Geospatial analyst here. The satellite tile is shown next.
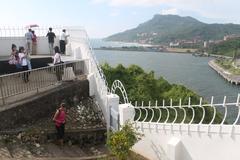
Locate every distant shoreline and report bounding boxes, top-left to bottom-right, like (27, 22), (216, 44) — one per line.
(93, 47), (194, 54)
(209, 60), (240, 85)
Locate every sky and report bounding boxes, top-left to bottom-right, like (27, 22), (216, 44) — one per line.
(0, 0), (240, 38)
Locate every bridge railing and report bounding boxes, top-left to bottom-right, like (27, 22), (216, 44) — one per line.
(0, 60), (88, 105)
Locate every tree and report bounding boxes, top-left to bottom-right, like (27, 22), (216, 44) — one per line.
(101, 63), (223, 124)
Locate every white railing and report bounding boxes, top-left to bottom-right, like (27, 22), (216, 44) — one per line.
(111, 80), (129, 104)
(0, 25), (81, 37)
(0, 26), (80, 56)
(67, 27), (110, 122)
(131, 95), (240, 132)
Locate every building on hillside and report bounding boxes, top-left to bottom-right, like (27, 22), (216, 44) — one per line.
(204, 41), (208, 48)
(224, 34), (240, 41)
(169, 42), (179, 47)
(235, 59), (240, 67)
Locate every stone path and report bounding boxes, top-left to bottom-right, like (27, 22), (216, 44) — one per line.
(0, 144), (108, 160)
(0, 98), (107, 159)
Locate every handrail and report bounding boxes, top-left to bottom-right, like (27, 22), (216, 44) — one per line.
(0, 60), (87, 105)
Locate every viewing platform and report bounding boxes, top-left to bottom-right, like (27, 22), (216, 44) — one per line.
(209, 59), (240, 85)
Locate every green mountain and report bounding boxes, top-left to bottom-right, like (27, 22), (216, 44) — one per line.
(105, 14), (240, 44)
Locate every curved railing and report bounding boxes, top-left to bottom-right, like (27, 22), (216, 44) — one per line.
(111, 80), (129, 104)
(132, 95), (240, 126)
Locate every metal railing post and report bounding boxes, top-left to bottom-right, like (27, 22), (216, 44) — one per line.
(0, 77), (5, 105)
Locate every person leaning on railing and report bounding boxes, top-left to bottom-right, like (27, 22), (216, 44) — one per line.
(25, 29), (33, 55)
(46, 27), (56, 55)
(31, 30), (37, 55)
(59, 29), (69, 55)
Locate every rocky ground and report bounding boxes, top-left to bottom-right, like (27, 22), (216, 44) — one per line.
(0, 98), (108, 159)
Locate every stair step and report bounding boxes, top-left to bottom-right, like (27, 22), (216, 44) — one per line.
(0, 146), (11, 158)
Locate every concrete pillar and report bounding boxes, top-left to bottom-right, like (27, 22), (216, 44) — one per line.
(119, 103), (135, 126)
(87, 73), (95, 97)
(74, 46), (82, 59)
(107, 94), (120, 131)
(66, 43), (72, 56)
(167, 137), (182, 160)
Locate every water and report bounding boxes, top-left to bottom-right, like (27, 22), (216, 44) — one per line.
(94, 50), (239, 102)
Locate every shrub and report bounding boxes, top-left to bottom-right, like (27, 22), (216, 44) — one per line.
(107, 121), (142, 160)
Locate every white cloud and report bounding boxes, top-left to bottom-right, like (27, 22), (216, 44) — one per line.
(90, 0), (240, 24)
(110, 10), (120, 17)
(132, 11), (137, 15)
(91, 0), (169, 7)
(161, 8), (178, 15)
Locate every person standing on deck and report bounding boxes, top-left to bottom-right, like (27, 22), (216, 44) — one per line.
(31, 30), (37, 55)
(59, 29), (69, 55)
(46, 27), (56, 55)
(25, 29), (33, 55)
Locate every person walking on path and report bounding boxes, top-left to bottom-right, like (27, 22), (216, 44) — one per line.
(25, 29), (33, 55)
(53, 103), (66, 147)
(59, 29), (69, 54)
(31, 30), (37, 55)
(46, 27), (56, 55)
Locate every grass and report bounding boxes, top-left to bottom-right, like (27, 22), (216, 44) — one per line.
(216, 59), (240, 75)
(98, 150), (149, 160)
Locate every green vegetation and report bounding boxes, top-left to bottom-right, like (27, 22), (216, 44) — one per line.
(215, 59), (240, 75)
(106, 15), (240, 44)
(107, 122), (142, 160)
(208, 38), (240, 57)
(102, 63), (223, 124)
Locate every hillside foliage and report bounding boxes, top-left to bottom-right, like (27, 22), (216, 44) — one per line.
(106, 15), (240, 44)
(102, 63), (223, 124)
(207, 38), (240, 57)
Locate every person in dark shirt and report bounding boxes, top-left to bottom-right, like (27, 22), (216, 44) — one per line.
(46, 27), (56, 55)
(31, 30), (37, 55)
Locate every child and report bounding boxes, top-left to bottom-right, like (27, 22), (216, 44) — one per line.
(18, 47), (29, 82)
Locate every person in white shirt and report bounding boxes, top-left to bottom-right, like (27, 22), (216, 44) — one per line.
(53, 46), (63, 81)
(25, 29), (33, 55)
(59, 29), (69, 55)
(18, 47), (29, 82)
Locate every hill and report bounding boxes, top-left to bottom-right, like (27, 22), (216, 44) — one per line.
(106, 15), (240, 44)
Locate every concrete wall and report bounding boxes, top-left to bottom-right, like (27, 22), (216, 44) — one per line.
(118, 105), (240, 160)
(0, 80), (89, 130)
(0, 36), (60, 56)
(132, 123), (240, 160)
